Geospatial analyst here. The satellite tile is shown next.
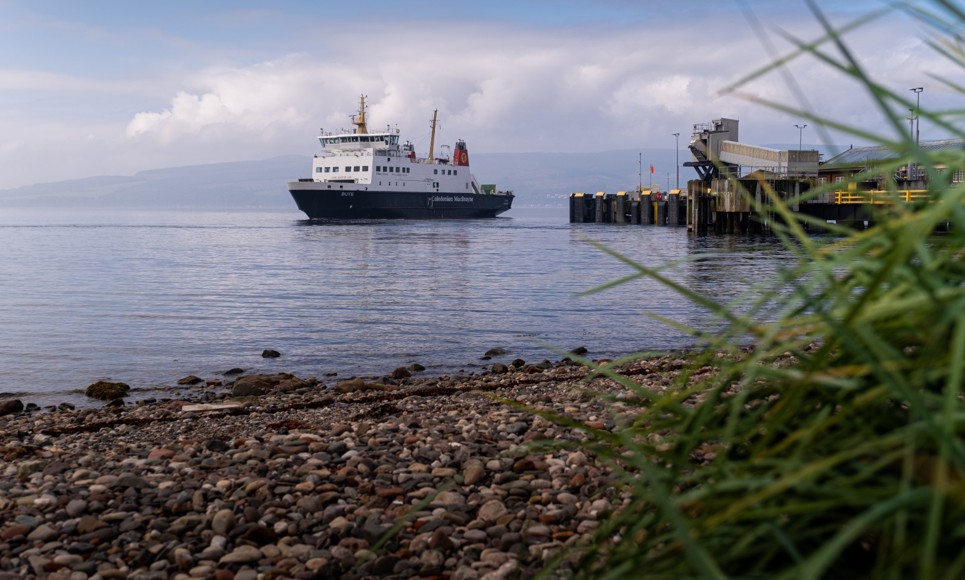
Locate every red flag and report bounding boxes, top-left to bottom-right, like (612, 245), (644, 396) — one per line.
(650, 164), (654, 174)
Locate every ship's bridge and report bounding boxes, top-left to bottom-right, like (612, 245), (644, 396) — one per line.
(319, 132), (400, 154)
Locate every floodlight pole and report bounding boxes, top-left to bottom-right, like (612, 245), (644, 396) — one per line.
(638, 152), (642, 193)
(672, 132), (680, 190)
(794, 124), (806, 151)
(910, 87), (923, 145)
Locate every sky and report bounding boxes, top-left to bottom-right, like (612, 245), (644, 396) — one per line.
(0, 0), (959, 189)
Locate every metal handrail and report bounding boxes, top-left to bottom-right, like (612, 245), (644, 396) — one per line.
(833, 190), (930, 204)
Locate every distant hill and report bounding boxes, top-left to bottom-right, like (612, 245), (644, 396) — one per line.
(0, 149), (684, 210)
(0, 156), (307, 210)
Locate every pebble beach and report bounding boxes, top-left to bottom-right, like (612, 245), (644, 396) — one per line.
(0, 355), (683, 579)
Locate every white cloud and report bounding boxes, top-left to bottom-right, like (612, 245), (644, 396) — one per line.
(126, 57), (310, 141)
(0, 4), (958, 190)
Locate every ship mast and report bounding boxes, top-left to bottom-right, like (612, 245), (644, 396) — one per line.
(427, 109), (438, 163)
(352, 94), (368, 134)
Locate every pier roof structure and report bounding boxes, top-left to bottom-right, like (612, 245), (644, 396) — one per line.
(822, 138), (965, 168)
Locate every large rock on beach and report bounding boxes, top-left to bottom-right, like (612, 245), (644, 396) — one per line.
(335, 377), (390, 393)
(231, 373), (315, 396)
(84, 380), (130, 400)
(0, 398), (24, 416)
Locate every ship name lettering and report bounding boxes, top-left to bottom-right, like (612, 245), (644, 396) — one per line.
(431, 196), (473, 203)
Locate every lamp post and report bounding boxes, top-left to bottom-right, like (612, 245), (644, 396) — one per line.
(904, 109), (917, 180)
(672, 132), (680, 190)
(638, 152), (642, 193)
(794, 124), (806, 151)
(910, 87), (923, 145)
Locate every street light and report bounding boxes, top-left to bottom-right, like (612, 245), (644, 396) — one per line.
(910, 87), (923, 145)
(672, 132), (680, 190)
(794, 124), (807, 151)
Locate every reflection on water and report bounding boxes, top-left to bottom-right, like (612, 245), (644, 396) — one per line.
(0, 207), (793, 407)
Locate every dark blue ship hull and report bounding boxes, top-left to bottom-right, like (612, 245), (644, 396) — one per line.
(288, 182), (514, 220)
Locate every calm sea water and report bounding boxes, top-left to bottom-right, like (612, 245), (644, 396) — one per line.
(0, 205), (791, 408)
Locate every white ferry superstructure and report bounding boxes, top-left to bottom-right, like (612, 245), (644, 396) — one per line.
(288, 94), (514, 220)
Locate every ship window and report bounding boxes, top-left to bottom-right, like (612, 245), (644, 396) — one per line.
(345, 166), (351, 172)
(362, 165), (368, 171)
(315, 167), (322, 173)
(434, 169), (438, 175)
(354, 166), (360, 172)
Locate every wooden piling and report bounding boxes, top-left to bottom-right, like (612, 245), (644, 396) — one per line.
(640, 194), (653, 224)
(614, 192), (627, 224)
(656, 200), (667, 226)
(594, 192), (605, 223)
(668, 192), (680, 226)
(570, 193), (585, 223)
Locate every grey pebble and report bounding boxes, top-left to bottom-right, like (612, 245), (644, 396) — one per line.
(0, 357), (658, 578)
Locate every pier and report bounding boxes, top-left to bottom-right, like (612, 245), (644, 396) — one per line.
(569, 190), (686, 226)
(568, 118), (961, 233)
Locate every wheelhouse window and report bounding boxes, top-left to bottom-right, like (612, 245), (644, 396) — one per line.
(362, 166), (369, 171)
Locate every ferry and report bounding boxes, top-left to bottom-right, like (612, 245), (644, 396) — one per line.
(288, 95), (514, 220)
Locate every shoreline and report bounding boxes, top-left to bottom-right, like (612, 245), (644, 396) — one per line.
(0, 355), (684, 579)
(1, 349), (607, 413)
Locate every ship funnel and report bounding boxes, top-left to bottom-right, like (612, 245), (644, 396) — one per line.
(454, 139), (470, 166)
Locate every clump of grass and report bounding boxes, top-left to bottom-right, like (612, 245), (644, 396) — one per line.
(544, 2), (965, 578)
